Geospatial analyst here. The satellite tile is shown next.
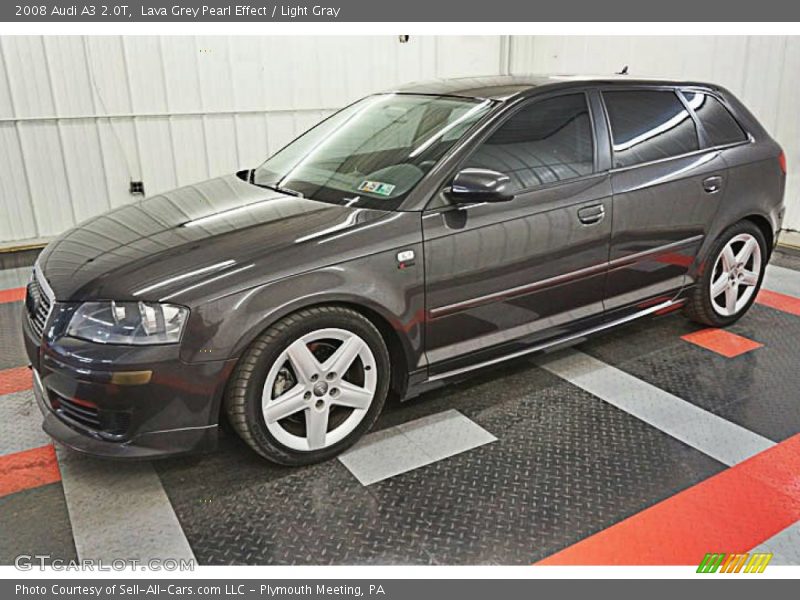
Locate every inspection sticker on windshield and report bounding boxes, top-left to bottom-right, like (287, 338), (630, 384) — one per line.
(358, 180), (396, 196)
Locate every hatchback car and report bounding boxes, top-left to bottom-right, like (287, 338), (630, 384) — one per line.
(24, 75), (786, 465)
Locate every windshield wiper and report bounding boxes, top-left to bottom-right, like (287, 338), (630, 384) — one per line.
(262, 183), (303, 197)
(246, 170), (303, 198)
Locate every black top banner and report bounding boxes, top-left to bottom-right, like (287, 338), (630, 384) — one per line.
(4, 0), (800, 22)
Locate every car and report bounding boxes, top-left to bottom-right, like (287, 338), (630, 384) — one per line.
(23, 75), (786, 465)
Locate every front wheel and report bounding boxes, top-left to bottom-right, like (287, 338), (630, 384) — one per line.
(224, 306), (390, 465)
(684, 220), (767, 327)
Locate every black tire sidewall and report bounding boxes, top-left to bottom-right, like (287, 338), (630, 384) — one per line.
(238, 308), (390, 465)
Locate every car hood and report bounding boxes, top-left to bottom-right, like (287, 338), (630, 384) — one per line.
(37, 174), (394, 303)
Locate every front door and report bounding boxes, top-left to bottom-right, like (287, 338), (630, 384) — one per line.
(423, 92), (612, 376)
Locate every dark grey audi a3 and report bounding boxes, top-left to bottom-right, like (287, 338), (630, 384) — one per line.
(23, 75), (786, 464)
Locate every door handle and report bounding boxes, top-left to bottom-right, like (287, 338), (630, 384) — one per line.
(703, 176), (723, 194)
(577, 204), (605, 225)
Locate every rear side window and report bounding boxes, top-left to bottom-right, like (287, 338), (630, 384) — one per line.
(603, 90), (699, 168)
(464, 93), (594, 192)
(682, 91), (748, 147)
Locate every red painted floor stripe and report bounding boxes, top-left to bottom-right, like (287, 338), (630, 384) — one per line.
(0, 366), (33, 396)
(0, 287), (26, 304)
(681, 328), (763, 358)
(757, 289), (800, 317)
(0, 444), (61, 498)
(537, 434), (800, 565)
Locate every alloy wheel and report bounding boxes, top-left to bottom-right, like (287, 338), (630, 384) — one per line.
(261, 328), (377, 451)
(709, 233), (762, 317)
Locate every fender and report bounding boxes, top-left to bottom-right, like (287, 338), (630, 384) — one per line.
(687, 206), (783, 287)
(180, 244), (426, 375)
(686, 144), (785, 287)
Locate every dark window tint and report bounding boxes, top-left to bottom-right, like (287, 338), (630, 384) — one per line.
(604, 90), (699, 168)
(464, 94), (594, 192)
(683, 91), (747, 147)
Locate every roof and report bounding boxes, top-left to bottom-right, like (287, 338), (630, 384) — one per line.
(392, 74), (718, 101)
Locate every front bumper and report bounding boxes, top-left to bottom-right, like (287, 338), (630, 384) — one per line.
(24, 311), (236, 460)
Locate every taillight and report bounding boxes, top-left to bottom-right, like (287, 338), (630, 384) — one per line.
(778, 151), (787, 174)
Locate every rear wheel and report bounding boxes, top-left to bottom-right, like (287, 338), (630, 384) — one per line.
(684, 220), (767, 327)
(224, 306), (390, 465)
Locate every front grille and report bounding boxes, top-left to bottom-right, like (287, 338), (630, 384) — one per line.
(26, 270), (54, 339)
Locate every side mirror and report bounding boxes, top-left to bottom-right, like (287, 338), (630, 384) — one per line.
(449, 168), (515, 203)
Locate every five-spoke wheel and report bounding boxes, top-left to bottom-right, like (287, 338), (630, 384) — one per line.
(709, 232), (762, 317)
(224, 306), (390, 465)
(685, 220), (767, 327)
(263, 328), (377, 451)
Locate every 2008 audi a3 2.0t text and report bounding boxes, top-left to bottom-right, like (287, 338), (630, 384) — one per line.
(23, 75), (786, 465)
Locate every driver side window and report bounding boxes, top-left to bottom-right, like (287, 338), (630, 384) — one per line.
(464, 93), (595, 193)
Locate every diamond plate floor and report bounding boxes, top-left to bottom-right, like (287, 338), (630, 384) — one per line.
(0, 482), (76, 565)
(579, 303), (800, 442)
(0, 303), (27, 371)
(0, 389), (52, 456)
(156, 368), (725, 565)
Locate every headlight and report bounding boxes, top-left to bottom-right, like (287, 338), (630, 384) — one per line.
(66, 301), (189, 345)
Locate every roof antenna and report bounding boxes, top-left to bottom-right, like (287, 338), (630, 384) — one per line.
(616, 65), (629, 75)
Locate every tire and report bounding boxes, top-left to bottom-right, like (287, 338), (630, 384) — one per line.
(224, 306), (390, 465)
(684, 220), (767, 327)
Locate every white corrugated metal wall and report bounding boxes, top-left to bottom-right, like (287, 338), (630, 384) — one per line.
(508, 36), (800, 233)
(1, 35), (798, 246)
(0, 35), (503, 245)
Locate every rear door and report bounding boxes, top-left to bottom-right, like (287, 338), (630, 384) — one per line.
(602, 88), (727, 312)
(423, 92), (612, 375)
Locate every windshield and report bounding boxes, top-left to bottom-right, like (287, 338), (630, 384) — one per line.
(252, 94), (494, 209)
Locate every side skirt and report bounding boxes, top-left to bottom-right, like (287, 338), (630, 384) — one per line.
(403, 296), (685, 398)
